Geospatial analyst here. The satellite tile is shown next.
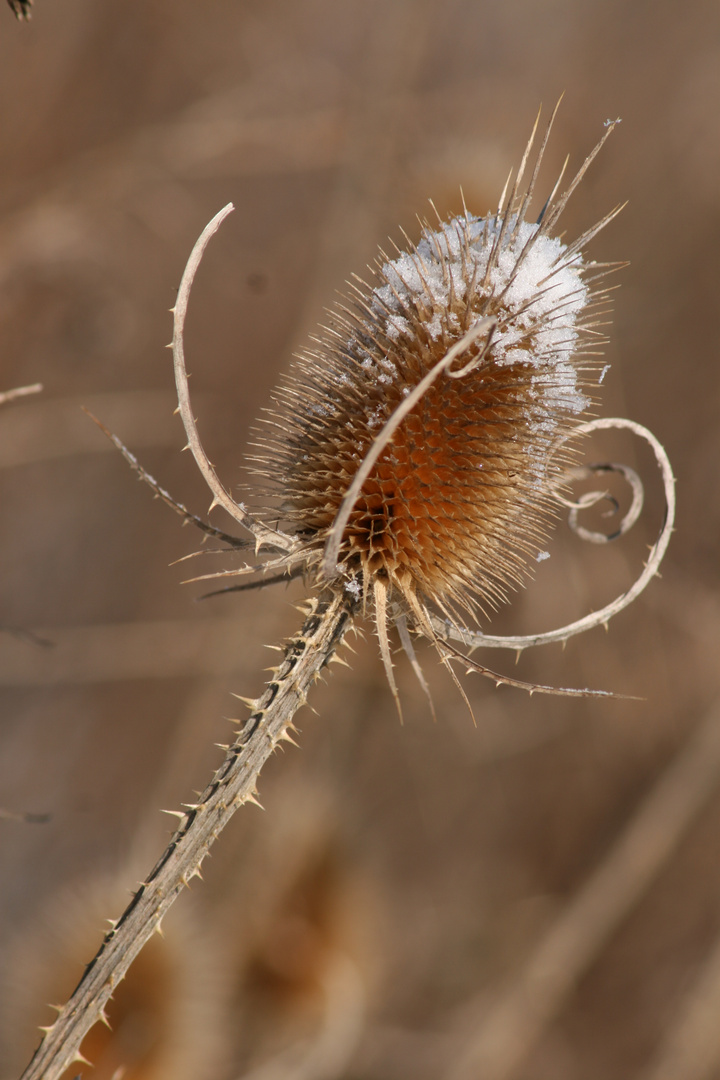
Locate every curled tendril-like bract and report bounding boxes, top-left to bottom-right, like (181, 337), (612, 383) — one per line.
(430, 416), (675, 655)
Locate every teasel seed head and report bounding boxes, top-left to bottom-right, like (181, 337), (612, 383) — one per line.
(117, 109), (670, 713)
(250, 114), (624, 646)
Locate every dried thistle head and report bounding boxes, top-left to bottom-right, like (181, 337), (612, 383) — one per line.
(112, 107), (673, 712)
(245, 113), (627, 698)
(253, 213), (603, 612)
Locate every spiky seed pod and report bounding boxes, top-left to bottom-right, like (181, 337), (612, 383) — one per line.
(250, 119), (621, 642)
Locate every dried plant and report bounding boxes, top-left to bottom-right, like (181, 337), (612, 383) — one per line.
(18, 110), (675, 1080)
(6, 0), (32, 21)
(0, 383), (42, 406)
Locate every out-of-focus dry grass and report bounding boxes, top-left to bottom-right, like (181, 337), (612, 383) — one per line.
(0, 2), (718, 1078)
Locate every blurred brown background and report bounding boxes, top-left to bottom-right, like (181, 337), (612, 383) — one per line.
(0, 2), (718, 1078)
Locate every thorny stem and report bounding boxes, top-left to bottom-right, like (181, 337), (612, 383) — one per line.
(18, 589), (356, 1080)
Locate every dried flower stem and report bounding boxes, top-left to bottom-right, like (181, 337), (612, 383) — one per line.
(18, 588), (355, 1080)
(0, 382), (42, 406)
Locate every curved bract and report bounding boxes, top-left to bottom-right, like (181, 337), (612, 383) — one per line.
(430, 417), (675, 654)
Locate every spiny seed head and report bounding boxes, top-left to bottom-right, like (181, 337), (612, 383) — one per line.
(250, 120), (621, 632)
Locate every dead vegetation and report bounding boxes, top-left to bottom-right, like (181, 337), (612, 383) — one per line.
(0, 3), (717, 1079)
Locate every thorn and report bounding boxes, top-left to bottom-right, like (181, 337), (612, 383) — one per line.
(230, 694), (257, 709)
(99, 1008), (112, 1029)
(244, 791), (265, 810)
(38, 1024), (56, 1037)
(159, 808), (186, 821)
(181, 802), (201, 811)
(214, 742), (230, 751)
(155, 915), (165, 937)
(279, 730), (299, 747)
(72, 1051), (93, 1067)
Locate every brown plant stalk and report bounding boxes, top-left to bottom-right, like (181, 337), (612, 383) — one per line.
(19, 587), (356, 1080)
(19, 114), (674, 1079)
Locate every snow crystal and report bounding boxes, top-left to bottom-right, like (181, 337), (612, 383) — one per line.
(385, 314), (411, 341)
(366, 406), (385, 429)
